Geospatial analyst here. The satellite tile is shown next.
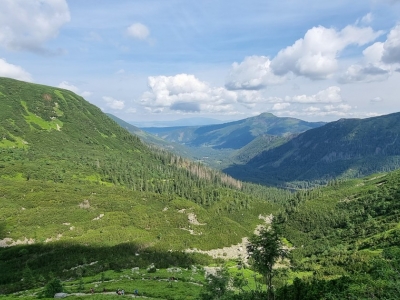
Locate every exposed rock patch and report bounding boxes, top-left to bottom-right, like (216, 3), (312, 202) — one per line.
(185, 214), (274, 260)
(79, 199), (90, 209)
(0, 237), (35, 248)
(187, 213), (206, 225)
(93, 214), (104, 221)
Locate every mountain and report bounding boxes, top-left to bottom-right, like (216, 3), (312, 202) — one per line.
(142, 113), (325, 150)
(1, 78), (399, 299)
(106, 113), (193, 157)
(225, 113), (400, 187)
(0, 77), (287, 293)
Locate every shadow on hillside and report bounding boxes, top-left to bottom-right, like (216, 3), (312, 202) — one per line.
(0, 241), (211, 294)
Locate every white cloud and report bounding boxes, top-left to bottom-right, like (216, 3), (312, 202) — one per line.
(0, 58), (32, 82)
(356, 13), (373, 25)
(127, 23), (150, 40)
(58, 81), (79, 93)
(272, 103), (291, 111)
(271, 25), (383, 79)
(339, 64), (389, 83)
(291, 86), (342, 103)
(139, 74), (240, 113)
(303, 106), (321, 112)
(324, 104), (352, 112)
(236, 90), (264, 108)
(225, 56), (285, 90)
(103, 96), (125, 110)
(275, 103), (355, 118)
(339, 24), (400, 83)
(0, 0), (70, 52)
(58, 81), (92, 98)
(382, 24), (400, 64)
(363, 42), (384, 63)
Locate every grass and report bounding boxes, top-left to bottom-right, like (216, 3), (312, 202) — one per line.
(21, 101), (63, 131)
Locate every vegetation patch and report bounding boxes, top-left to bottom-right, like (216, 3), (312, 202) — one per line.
(21, 101), (63, 131)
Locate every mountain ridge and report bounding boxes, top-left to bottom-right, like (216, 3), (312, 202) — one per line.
(142, 113), (325, 150)
(225, 112), (400, 187)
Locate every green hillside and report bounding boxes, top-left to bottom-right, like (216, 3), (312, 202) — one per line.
(271, 169), (400, 299)
(225, 113), (400, 188)
(0, 77), (288, 295)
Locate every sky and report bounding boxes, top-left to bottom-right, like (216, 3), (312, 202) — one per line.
(1, 0), (400, 124)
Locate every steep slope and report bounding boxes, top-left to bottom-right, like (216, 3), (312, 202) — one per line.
(142, 113), (325, 150)
(273, 169), (400, 299)
(225, 113), (400, 187)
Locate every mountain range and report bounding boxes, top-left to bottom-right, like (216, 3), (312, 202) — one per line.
(142, 112), (325, 150)
(139, 111), (400, 188)
(225, 113), (400, 187)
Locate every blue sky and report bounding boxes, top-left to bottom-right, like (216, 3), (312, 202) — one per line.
(1, 0), (400, 124)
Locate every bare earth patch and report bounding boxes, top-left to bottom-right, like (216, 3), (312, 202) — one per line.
(185, 214), (274, 260)
(0, 237), (35, 248)
(93, 214), (104, 221)
(79, 199), (90, 209)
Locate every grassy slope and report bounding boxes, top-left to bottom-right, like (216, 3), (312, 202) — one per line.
(0, 77), (283, 294)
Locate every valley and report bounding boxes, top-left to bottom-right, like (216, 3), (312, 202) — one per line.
(0, 77), (399, 299)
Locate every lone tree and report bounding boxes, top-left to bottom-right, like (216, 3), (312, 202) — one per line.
(247, 226), (288, 300)
(199, 267), (234, 300)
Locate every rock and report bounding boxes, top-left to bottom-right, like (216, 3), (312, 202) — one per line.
(54, 292), (68, 298)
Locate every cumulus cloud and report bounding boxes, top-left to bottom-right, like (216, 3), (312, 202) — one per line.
(236, 90), (264, 108)
(0, 0), (70, 52)
(225, 56), (285, 90)
(339, 64), (389, 83)
(103, 96), (125, 110)
(260, 87), (342, 107)
(275, 103), (354, 118)
(291, 86), (342, 103)
(382, 24), (400, 64)
(139, 74), (239, 113)
(127, 23), (150, 40)
(271, 25), (383, 79)
(272, 103), (291, 111)
(340, 24), (400, 83)
(324, 104), (352, 112)
(302, 106), (321, 112)
(0, 58), (32, 81)
(58, 81), (92, 97)
(356, 13), (373, 25)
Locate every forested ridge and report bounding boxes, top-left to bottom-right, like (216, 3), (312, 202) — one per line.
(225, 113), (400, 188)
(271, 170), (400, 299)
